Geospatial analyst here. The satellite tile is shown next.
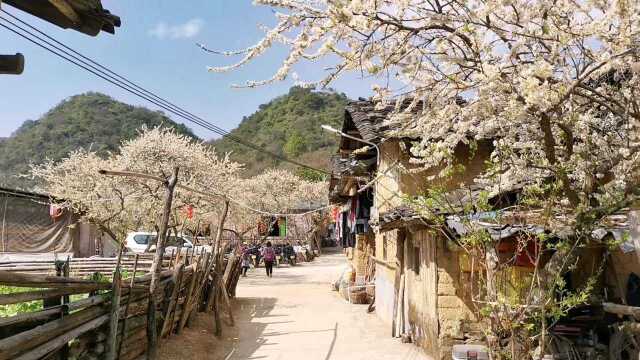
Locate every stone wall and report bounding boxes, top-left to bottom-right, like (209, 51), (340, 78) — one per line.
(435, 235), (478, 360)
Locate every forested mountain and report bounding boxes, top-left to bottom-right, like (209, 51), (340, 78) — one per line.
(0, 87), (349, 190)
(0, 93), (196, 190)
(211, 86), (349, 178)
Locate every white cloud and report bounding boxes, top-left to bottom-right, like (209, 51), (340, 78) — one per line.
(148, 18), (204, 40)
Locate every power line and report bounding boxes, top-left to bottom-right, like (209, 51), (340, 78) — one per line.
(0, 10), (329, 175)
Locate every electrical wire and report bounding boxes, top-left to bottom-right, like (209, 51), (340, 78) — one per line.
(0, 10), (329, 175)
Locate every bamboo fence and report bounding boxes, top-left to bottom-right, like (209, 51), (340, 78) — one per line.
(0, 248), (243, 360)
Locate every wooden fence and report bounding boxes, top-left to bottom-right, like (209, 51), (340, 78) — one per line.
(0, 249), (243, 360)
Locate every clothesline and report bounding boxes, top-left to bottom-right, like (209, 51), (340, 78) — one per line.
(43, 190), (330, 218)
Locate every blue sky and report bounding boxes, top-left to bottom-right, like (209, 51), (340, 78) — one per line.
(0, 1), (374, 139)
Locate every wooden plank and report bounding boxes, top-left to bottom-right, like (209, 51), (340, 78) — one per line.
(65, 294), (106, 312)
(176, 259), (199, 333)
(0, 308), (60, 327)
(0, 288), (98, 305)
(219, 276), (234, 326)
(118, 254), (140, 358)
(391, 232), (405, 338)
(105, 268), (122, 360)
(48, 0), (81, 23)
(13, 314), (109, 360)
(603, 302), (640, 319)
(395, 274), (405, 338)
(160, 263), (184, 337)
(0, 306), (107, 360)
(0, 271), (111, 289)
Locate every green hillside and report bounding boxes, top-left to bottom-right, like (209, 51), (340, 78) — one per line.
(0, 92), (197, 190)
(211, 86), (349, 178)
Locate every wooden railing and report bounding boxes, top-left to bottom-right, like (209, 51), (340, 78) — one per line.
(0, 250), (243, 360)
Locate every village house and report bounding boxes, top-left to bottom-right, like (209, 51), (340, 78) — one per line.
(328, 101), (379, 292)
(329, 99), (640, 359)
(0, 187), (119, 259)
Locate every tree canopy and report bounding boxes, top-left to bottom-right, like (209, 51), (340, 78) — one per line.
(32, 128), (328, 242)
(204, 1), (640, 356)
(210, 86), (349, 177)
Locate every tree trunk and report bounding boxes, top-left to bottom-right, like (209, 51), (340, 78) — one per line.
(146, 167), (179, 360)
(485, 246), (499, 302)
(213, 200), (229, 337)
(213, 200), (230, 259)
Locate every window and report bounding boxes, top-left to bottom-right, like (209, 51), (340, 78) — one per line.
(166, 236), (191, 247)
(413, 246), (421, 275)
(133, 234), (155, 245)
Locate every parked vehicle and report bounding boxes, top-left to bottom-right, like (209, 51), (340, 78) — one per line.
(124, 232), (210, 254)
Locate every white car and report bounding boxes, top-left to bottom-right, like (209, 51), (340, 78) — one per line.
(124, 232), (210, 254)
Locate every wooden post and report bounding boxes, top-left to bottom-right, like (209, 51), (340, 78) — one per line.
(174, 245), (182, 268)
(118, 254), (139, 358)
(213, 271), (222, 337)
(218, 276), (235, 326)
(168, 249), (175, 269)
(147, 167), (179, 360)
(106, 248), (124, 360)
(176, 259), (199, 333)
(160, 263), (184, 338)
(213, 200), (230, 337)
(391, 232), (404, 338)
(106, 268), (122, 360)
(214, 201), (230, 259)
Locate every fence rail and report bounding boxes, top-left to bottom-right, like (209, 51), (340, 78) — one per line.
(0, 248), (243, 360)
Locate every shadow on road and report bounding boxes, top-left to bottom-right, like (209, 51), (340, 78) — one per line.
(159, 297), (278, 360)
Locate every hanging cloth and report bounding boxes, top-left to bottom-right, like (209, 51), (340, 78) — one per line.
(341, 212), (349, 248)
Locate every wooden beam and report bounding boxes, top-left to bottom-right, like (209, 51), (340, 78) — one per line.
(0, 271), (111, 289)
(48, 0), (80, 24)
(0, 306), (107, 360)
(0, 53), (24, 75)
(13, 314), (109, 360)
(603, 302), (640, 320)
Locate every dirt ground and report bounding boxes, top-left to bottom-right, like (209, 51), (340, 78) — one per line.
(159, 248), (430, 360)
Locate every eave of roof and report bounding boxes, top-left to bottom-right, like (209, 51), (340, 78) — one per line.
(5, 0), (121, 36)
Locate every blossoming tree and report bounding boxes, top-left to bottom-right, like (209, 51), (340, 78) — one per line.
(227, 168), (328, 242)
(32, 127), (243, 243)
(203, 1), (640, 357)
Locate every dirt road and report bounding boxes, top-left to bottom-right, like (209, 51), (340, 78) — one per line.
(159, 249), (429, 360)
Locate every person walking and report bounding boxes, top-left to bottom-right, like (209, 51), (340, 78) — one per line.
(241, 251), (251, 277)
(261, 241), (275, 278)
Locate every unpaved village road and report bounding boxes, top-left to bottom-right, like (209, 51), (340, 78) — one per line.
(159, 249), (429, 360)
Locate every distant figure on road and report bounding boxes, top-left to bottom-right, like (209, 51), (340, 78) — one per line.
(241, 243), (251, 277)
(262, 241), (276, 278)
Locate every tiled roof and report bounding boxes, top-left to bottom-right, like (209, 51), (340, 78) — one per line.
(343, 99), (418, 143)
